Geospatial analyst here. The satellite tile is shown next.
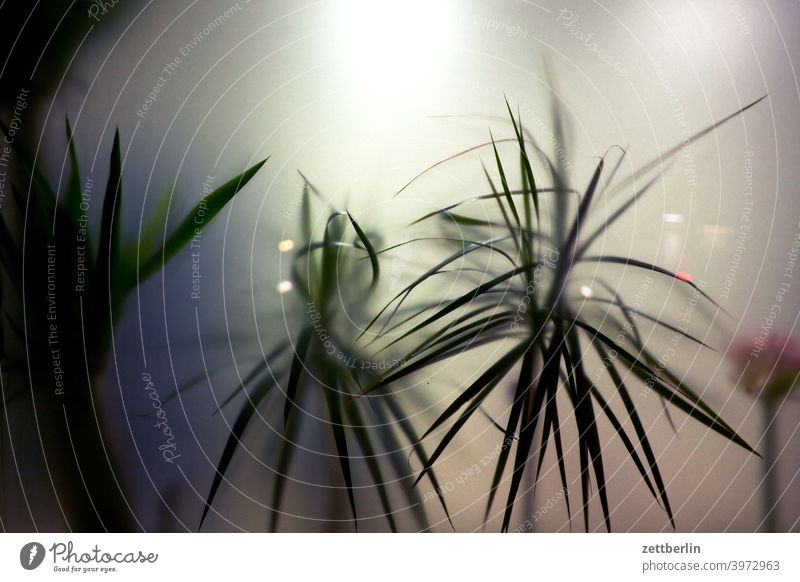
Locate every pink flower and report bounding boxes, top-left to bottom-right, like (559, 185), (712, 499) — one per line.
(728, 332), (800, 400)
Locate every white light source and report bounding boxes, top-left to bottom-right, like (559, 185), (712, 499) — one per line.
(338, 0), (451, 95)
(663, 213), (683, 224)
(278, 239), (295, 253)
(580, 285), (594, 299)
(277, 280), (293, 294)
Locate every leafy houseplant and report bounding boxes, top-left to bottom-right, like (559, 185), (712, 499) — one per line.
(203, 95), (765, 533)
(0, 119), (265, 531)
(201, 176), (451, 532)
(358, 96), (766, 531)
(0, 94), (765, 533)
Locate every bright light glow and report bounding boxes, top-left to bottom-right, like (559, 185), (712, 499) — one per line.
(277, 280), (293, 294)
(663, 213), (683, 224)
(278, 239), (295, 253)
(339, 0), (451, 95)
(580, 285), (594, 299)
(676, 271), (693, 282)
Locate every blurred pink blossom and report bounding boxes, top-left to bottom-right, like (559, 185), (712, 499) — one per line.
(729, 332), (800, 400)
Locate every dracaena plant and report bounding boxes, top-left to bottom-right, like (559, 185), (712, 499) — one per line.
(359, 96), (766, 532)
(0, 119), (265, 531)
(200, 175), (451, 532)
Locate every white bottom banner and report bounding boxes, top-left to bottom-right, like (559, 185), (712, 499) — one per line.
(0, 534), (797, 581)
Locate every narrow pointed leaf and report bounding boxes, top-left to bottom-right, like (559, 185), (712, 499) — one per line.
(138, 158), (267, 285)
(284, 327), (311, 428)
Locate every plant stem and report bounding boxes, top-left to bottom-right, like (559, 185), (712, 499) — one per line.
(763, 400), (780, 533)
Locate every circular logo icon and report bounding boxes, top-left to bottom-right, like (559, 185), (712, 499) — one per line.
(20, 542), (46, 570)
